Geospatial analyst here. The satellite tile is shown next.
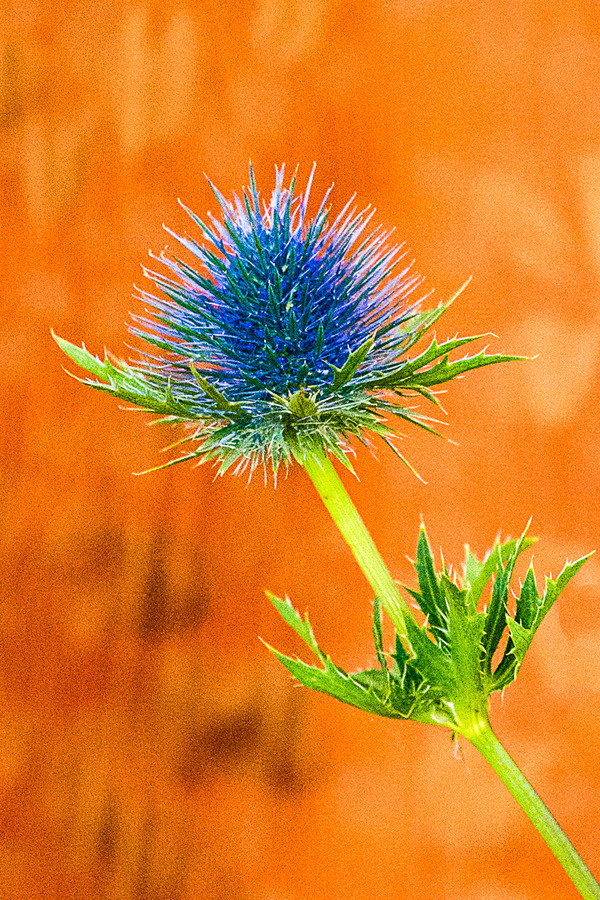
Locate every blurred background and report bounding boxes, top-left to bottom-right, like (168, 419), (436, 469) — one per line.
(2, 0), (600, 897)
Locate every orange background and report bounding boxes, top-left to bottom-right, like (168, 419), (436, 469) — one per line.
(2, 1), (600, 898)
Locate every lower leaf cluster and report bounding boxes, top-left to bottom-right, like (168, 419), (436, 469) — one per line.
(266, 526), (591, 734)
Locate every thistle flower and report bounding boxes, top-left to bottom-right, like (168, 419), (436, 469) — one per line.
(51, 169), (600, 899)
(54, 165), (517, 476)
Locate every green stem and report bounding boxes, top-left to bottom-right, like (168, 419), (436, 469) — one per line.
(467, 720), (600, 900)
(301, 446), (413, 646)
(301, 447), (599, 898)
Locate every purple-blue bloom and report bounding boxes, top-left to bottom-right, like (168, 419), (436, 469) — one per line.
(54, 165), (517, 475)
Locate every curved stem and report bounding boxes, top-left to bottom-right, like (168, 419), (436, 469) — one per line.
(301, 447), (413, 646)
(467, 721), (600, 900)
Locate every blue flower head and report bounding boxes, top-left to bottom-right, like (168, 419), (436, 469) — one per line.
(54, 165), (517, 476)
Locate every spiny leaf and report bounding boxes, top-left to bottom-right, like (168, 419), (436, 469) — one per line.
(372, 334), (484, 388)
(53, 332), (197, 418)
(515, 566), (539, 629)
(480, 527), (533, 673)
(375, 280), (471, 361)
(538, 554), (593, 624)
(441, 574), (487, 699)
(480, 553), (511, 675)
(52, 332), (113, 381)
(266, 592), (458, 726)
(265, 592), (324, 659)
(405, 348), (524, 390)
(265, 645), (405, 718)
(465, 534), (537, 607)
(402, 614), (457, 696)
(413, 526), (449, 648)
(264, 596), (408, 719)
(490, 552), (593, 692)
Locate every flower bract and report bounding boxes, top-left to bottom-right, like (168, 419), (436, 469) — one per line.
(54, 165), (518, 475)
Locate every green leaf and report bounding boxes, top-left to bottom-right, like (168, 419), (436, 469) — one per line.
(265, 592), (324, 660)
(266, 646), (402, 717)
(265, 594), (411, 719)
(403, 614), (457, 696)
(465, 533), (536, 608)
(538, 555), (592, 625)
(480, 528), (533, 675)
(266, 592), (458, 726)
(371, 280), (472, 364)
(53, 332), (197, 418)
(413, 526), (450, 649)
(52, 332), (113, 380)
(442, 574), (487, 701)
(405, 348), (524, 390)
(490, 553), (593, 692)
(480, 567), (510, 676)
(515, 566), (539, 629)
(372, 334), (484, 388)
